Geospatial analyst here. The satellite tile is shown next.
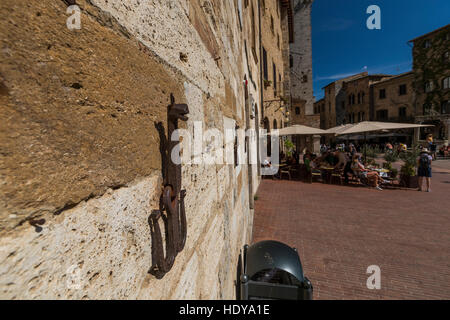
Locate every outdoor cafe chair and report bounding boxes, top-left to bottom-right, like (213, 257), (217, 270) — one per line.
(310, 170), (322, 184)
(280, 166), (292, 180)
(330, 169), (344, 186)
(289, 165), (300, 180)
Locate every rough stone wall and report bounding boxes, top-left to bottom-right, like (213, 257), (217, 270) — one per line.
(372, 73), (415, 122)
(240, 0), (262, 203)
(290, 0), (314, 116)
(0, 0), (256, 299)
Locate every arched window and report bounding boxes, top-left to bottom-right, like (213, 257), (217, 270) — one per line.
(441, 100), (450, 114)
(273, 119), (278, 130)
(443, 51), (449, 62)
(443, 77), (450, 90)
(425, 80), (434, 93)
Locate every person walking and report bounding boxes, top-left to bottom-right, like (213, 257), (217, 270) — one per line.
(417, 148), (433, 192)
(334, 150), (352, 184)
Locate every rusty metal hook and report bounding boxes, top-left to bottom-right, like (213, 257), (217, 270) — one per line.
(149, 95), (189, 279)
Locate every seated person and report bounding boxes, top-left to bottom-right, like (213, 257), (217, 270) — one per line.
(385, 142), (393, 153)
(286, 156), (296, 165)
(350, 155), (384, 191)
(334, 150), (349, 170)
(304, 154), (318, 171)
(321, 151), (336, 167)
(263, 158), (272, 168)
(293, 151), (300, 164)
(439, 144), (449, 157)
(398, 143), (407, 152)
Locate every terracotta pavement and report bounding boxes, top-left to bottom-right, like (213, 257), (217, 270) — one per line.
(252, 160), (450, 300)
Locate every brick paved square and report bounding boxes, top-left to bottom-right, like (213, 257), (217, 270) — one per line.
(252, 160), (450, 300)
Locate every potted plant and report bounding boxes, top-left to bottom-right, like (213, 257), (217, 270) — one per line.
(362, 145), (376, 159)
(284, 139), (294, 158)
(383, 151), (399, 179)
(399, 148), (420, 188)
(400, 164), (418, 188)
(264, 79), (272, 89)
(384, 151), (399, 165)
(382, 162), (393, 170)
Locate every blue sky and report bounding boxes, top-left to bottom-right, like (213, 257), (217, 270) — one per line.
(312, 0), (450, 100)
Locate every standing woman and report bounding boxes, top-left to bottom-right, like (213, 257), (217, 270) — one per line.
(417, 148), (433, 192)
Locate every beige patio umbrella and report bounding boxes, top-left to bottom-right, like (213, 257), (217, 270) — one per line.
(335, 121), (433, 136)
(324, 124), (355, 135)
(269, 125), (326, 136)
(335, 121), (434, 161)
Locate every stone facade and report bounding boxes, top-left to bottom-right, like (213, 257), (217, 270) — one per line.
(314, 98), (325, 129)
(371, 72), (415, 123)
(0, 0), (271, 299)
(313, 98), (323, 116)
(322, 83), (336, 130)
(344, 74), (390, 125)
(290, 0), (314, 121)
(261, 0), (293, 133)
(320, 72), (368, 130)
(410, 24), (450, 145)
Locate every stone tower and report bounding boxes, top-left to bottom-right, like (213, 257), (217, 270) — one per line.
(290, 0), (315, 119)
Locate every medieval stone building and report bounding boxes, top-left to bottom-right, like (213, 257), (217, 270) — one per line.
(320, 72), (369, 130)
(320, 72), (415, 130)
(315, 23), (450, 148)
(284, 0), (318, 152)
(410, 24), (450, 145)
(371, 71), (415, 123)
(260, 0), (294, 136)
